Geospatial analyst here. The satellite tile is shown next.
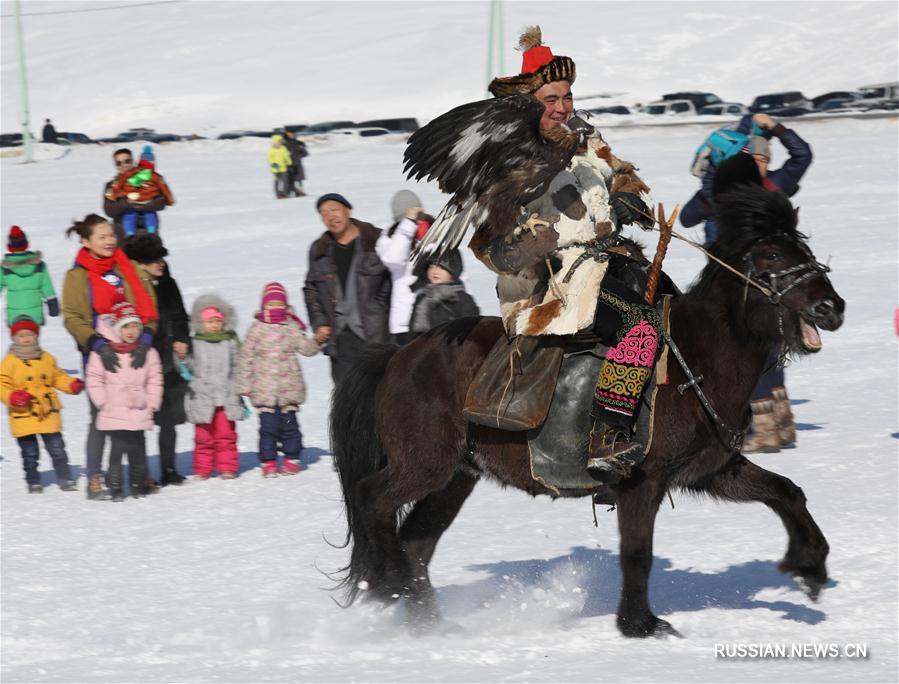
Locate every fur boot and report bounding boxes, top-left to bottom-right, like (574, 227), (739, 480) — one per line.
(771, 386), (796, 446)
(742, 399), (780, 454)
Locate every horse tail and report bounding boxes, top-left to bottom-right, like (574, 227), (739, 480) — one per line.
(330, 343), (397, 604)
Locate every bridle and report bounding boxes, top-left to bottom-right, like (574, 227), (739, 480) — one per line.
(741, 239), (832, 368)
(651, 231), (832, 452)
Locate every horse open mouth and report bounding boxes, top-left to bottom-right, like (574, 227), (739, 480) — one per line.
(799, 316), (823, 353)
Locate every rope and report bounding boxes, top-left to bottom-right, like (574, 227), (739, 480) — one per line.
(496, 339), (523, 427)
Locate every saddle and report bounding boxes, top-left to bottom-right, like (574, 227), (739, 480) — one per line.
(463, 296), (672, 494)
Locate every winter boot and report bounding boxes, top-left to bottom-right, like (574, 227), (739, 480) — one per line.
(219, 471), (237, 480)
(262, 461), (278, 478)
(280, 459), (301, 476)
(161, 468), (186, 486)
(771, 386), (796, 447)
(86, 474), (111, 501)
(28, 484), (44, 494)
(106, 471), (125, 502)
(586, 421), (644, 484)
(58, 479), (78, 492)
(742, 399), (781, 454)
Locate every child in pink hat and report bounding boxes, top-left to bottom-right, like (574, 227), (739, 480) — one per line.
(183, 293), (245, 480)
(85, 300), (163, 500)
(239, 282), (319, 477)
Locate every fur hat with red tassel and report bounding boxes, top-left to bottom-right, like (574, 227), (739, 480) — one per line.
(487, 26), (577, 98)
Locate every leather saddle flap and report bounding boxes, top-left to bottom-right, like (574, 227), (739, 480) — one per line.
(463, 335), (564, 431)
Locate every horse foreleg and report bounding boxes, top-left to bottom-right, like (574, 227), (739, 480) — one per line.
(689, 453), (829, 600)
(397, 469), (479, 629)
(615, 478), (680, 638)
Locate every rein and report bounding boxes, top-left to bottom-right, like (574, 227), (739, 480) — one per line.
(638, 220), (830, 452)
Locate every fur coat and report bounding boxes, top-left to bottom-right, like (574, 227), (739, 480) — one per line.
(481, 139), (652, 336)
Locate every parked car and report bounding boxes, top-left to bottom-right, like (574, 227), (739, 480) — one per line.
(859, 81), (899, 100)
(0, 133), (26, 147)
(298, 121), (356, 136)
(749, 91), (812, 114)
(643, 99), (697, 115)
(217, 130), (274, 140)
(811, 91), (863, 108)
(586, 105), (631, 115)
(54, 132), (96, 145)
(101, 128), (181, 143)
(661, 91), (723, 111)
(327, 127), (393, 138)
(816, 98), (866, 113)
(698, 102), (747, 116)
(355, 118), (419, 133)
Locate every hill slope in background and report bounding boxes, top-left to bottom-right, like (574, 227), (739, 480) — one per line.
(1, 0), (896, 136)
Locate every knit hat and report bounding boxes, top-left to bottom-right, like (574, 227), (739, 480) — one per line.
(261, 282), (288, 307)
(488, 26), (576, 98)
(7, 225), (28, 253)
(411, 249), (464, 290)
(200, 306), (224, 322)
(390, 190), (422, 222)
(123, 232), (168, 263)
(271, 134), (284, 144)
(109, 300), (141, 333)
(139, 145), (154, 164)
(750, 136), (771, 160)
(10, 314), (39, 337)
(316, 193), (353, 211)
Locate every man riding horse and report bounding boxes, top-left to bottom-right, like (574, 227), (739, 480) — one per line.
(404, 26), (664, 483)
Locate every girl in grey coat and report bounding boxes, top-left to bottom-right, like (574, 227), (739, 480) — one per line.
(184, 294), (244, 479)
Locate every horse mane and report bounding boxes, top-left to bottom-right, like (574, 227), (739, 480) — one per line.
(690, 183), (803, 297)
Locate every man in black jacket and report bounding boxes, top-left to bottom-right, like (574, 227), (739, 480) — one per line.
(104, 148), (170, 243)
(303, 193), (391, 384)
(283, 130), (308, 197)
(42, 119), (58, 144)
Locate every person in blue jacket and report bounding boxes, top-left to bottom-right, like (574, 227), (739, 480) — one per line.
(682, 114), (814, 454)
(681, 112), (812, 245)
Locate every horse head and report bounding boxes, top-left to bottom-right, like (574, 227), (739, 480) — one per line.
(694, 183), (844, 356)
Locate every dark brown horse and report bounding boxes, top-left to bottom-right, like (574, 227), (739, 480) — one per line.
(330, 185), (844, 637)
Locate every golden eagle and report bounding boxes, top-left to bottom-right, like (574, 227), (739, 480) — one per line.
(403, 94), (594, 263)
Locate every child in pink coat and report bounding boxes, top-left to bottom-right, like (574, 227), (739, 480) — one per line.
(86, 300), (163, 501)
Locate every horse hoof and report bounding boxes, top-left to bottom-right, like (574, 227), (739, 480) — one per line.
(651, 619), (683, 639)
(793, 574), (825, 602)
(778, 560), (826, 602)
(618, 615), (682, 638)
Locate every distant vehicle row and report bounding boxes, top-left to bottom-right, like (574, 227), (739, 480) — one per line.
(217, 118), (419, 141)
(585, 82), (899, 118)
(1, 118), (420, 148)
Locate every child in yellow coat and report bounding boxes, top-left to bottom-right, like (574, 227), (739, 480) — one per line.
(268, 134), (292, 199)
(1, 315), (84, 493)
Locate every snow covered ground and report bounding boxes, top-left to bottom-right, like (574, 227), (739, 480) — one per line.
(1, 114), (897, 682)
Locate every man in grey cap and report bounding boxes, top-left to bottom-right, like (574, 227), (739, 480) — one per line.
(303, 193), (392, 383)
(375, 190), (433, 344)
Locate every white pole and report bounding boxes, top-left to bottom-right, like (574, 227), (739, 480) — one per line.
(14, 0), (34, 163)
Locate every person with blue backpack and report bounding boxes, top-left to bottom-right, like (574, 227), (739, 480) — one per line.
(681, 114), (814, 454)
(681, 112), (813, 245)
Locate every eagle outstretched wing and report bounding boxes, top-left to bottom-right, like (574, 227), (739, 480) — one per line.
(403, 94), (582, 263)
